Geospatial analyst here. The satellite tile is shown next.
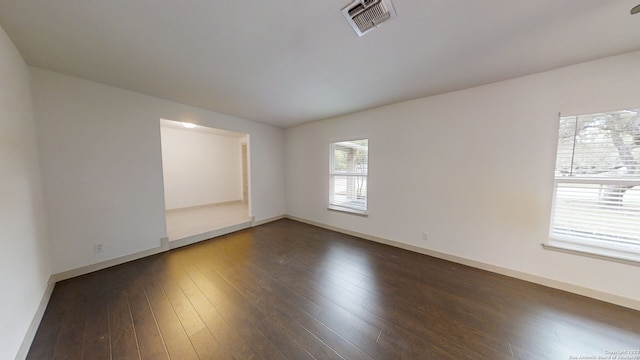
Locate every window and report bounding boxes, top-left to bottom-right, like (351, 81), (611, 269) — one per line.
(549, 109), (640, 261)
(329, 139), (368, 215)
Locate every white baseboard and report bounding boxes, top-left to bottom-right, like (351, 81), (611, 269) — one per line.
(51, 238), (170, 283)
(14, 280), (55, 360)
(252, 214), (286, 226)
(286, 215), (640, 312)
(51, 213), (289, 283)
(168, 221), (252, 249)
(50, 214), (285, 282)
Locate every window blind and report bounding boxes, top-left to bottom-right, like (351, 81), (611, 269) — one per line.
(550, 110), (640, 248)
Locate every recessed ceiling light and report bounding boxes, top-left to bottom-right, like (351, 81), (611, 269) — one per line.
(632, 4), (640, 14)
(182, 122), (197, 129)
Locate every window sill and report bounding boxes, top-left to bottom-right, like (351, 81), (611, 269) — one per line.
(327, 205), (368, 217)
(542, 238), (640, 267)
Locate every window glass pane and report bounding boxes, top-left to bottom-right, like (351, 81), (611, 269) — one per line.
(331, 175), (367, 210)
(332, 140), (368, 174)
(557, 110), (640, 178)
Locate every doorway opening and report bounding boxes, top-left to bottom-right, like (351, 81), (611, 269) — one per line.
(159, 119), (251, 247)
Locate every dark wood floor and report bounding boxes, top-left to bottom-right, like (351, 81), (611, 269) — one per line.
(28, 219), (640, 359)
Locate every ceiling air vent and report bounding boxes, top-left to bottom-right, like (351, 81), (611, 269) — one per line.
(341, 0), (396, 37)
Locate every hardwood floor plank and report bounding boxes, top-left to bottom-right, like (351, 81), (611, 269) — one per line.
(28, 219), (640, 359)
(214, 299), (286, 360)
(79, 291), (111, 360)
(159, 262), (236, 359)
(186, 265), (285, 359)
(220, 232), (456, 355)
(263, 257), (449, 358)
(197, 237), (373, 360)
(222, 256), (376, 360)
(256, 317), (316, 360)
(26, 313), (60, 359)
(169, 253), (280, 360)
(127, 287), (169, 359)
(178, 267), (258, 359)
(142, 275), (199, 360)
(216, 225), (480, 355)
(108, 292), (141, 360)
(26, 285), (71, 360)
(50, 281), (88, 360)
(154, 268), (207, 337)
(188, 327), (226, 360)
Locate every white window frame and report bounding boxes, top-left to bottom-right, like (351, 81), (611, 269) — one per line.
(328, 139), (369, 216)
(546, 110), (640, 264)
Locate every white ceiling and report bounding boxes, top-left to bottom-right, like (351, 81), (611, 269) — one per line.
(1, 1), (639, 128)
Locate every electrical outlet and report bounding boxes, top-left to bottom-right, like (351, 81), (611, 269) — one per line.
(93, 243), (103, 253)
(421, 232), (428, 241)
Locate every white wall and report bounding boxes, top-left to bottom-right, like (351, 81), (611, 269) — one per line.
(160, 126), (242, 210)
(31, 68), (286, 274)
(285, 50), (640, 306)
(0, 26), (51, 359)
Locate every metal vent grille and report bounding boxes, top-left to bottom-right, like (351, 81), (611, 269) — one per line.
(341, 0), (396, 37)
